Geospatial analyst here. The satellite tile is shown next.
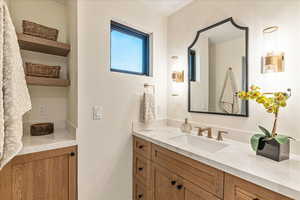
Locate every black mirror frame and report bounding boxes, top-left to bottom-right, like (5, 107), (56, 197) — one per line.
(187, 17), (249, 117)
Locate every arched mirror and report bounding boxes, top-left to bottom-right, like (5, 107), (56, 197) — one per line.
(188, 18), (249, 117)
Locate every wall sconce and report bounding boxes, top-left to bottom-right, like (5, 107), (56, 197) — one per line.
(171, 56), (184, 82)
(172, 71), (184, 82)
(262, 26), (285, 73)
(170, 56), (184, 96)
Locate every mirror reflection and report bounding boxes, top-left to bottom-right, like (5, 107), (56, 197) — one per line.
(188, 18), (248, 116)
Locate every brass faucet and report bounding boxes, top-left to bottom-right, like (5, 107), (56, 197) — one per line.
(217, 131), (228, 141)
(196, 127), (213, 138)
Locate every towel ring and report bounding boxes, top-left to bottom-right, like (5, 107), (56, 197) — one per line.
(144, 83), (155, 94)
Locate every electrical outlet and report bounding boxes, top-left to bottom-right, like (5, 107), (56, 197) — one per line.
(93, 106), (103, 120)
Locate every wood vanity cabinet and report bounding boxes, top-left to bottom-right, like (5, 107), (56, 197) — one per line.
(133, 136), (222, 200)
(0, 146), (77, 200)
(133, 136), (294, 200)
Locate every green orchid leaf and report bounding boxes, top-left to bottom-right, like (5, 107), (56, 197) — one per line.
(274, 134), (289, 144)
(258, 125), (272, 138)
(250, 134), (265, 151)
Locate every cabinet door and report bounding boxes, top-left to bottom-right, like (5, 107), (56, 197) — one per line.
(11, 146), (77, 200)
(152, 164), (184, 200)
(183, 179), (221, 200)
(224, 174), (293, 200)
(0, 163), (12, 199)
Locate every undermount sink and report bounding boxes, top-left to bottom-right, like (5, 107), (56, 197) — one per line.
(169, 135), (228, 153)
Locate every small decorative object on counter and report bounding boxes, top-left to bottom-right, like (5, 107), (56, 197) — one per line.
(26, 62), (61, 78)
(31, 123), (54, 136)
(23, 20), (59, 41)
(238, 85), (294, 161)
(180, 118), (193, 133)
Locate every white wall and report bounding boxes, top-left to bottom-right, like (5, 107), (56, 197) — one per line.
(4, 0), (10, 7)
(190, 37), (209, 111)
(211, 37), (244, 112)
(167, 0), (300, 154)
(10, 0), (77, 131)
(77, 1), (167, 200)
(10, 0), (68, 42)
(66, 0), (78, 130)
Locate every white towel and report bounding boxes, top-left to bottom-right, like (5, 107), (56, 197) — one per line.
(0, 1), (31, 169)
(142, 93), (156, 123)
(219, 68), (239, 114)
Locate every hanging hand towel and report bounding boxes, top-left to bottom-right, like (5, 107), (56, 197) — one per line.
(0, 0), (31, 169)
(141, 92), (156, 124)
(219, 68), (239, 114)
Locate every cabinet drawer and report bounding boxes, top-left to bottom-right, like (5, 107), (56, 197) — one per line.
(183, 178), (221, 200)
(151, 144), (224, 198)
(133, 179), (148, 200)
(235, 187), (265, 200)
(224, 174), (294, 200)
(133, 136), (151, 159)
(133, 153), (151, 184)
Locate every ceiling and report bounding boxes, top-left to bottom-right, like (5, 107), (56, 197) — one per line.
(138, 0), (195, 16)
(201, 22), (245, 44)
(72, 0), (195, 16)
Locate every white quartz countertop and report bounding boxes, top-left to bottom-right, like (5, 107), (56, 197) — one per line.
(19, 129), (77, 155)
(133, 126), (300, 199)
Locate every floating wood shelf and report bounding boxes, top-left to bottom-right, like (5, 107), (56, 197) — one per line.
(17, 33), (71, 56)
(26, 76), (70, 87)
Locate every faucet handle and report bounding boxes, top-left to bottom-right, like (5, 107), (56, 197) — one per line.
(195, 127), (203, 136)
(217, 131), (228, 141)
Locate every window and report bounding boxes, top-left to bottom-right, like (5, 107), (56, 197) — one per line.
(189, 50), (196, 81)
(110, 21), (150, 76)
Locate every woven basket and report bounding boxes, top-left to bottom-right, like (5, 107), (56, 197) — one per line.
(31, 123), (54, 136)
(23, 20), (59, 41)
(26, 63), (61, 78)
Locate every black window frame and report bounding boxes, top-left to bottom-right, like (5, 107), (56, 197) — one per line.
(189, 50), (196, 82)
(110, 21), (150, 76)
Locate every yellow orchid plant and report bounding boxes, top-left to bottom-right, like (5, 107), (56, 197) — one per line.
(238, 85), (292, 151)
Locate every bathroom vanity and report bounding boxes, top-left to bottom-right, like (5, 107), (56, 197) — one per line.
(133, 127), (300, 200)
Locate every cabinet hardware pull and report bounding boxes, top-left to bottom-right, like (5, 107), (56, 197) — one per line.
(138, 167), (143, 171)
(70, 152), (76, 156)
(138, 145), (144, 149)
(138, 194), (143, 199)
(176, 185), (183, 190)
(171, 180), (176, 185)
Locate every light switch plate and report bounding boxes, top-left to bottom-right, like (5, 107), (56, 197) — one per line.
(39, 105), (47, 118)
(93, 106), (103, 120)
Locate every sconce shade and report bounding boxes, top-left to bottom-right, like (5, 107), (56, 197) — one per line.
(262, 26), (284, 73)
(263, 53), (284, 73)
(172, 71), (184, 82)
